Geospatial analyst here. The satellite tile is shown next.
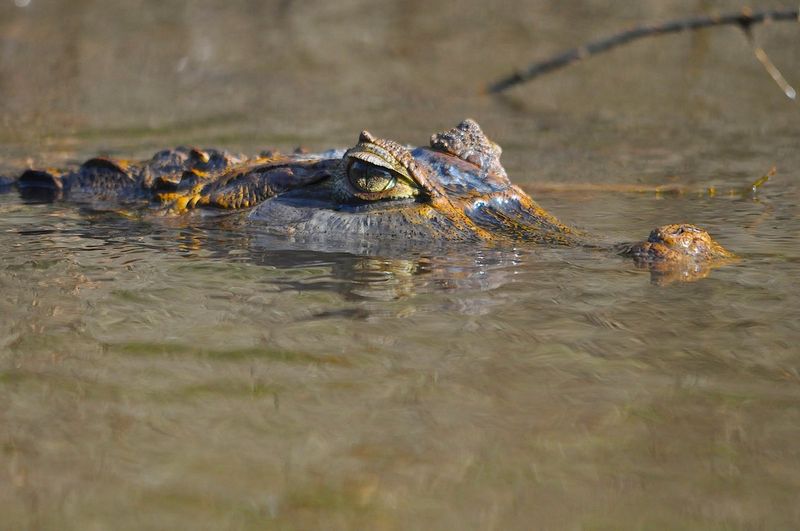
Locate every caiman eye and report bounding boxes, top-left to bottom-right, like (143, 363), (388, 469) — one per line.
(347, 160), (397, 193)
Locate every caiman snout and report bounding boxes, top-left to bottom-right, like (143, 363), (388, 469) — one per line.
(629, 223), (733, 263)
(622, 223), (734, 284)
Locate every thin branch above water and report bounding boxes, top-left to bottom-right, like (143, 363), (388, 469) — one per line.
(488, 8), (799, 98)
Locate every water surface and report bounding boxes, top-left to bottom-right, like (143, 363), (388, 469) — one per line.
(1, 1), (799, 529)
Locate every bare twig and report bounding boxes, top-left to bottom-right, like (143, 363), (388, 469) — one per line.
(488, 8), (799, 95)
(740, 24), (797, 99)
(524, 166), (776, 197)
(750, 165), (776, 193)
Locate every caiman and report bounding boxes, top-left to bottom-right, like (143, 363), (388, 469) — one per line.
(2, 119), (733, 282)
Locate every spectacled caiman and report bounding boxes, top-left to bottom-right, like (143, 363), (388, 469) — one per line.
(2, 119), (733, 282)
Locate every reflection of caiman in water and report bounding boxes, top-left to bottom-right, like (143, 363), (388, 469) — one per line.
(4, 119), (733, 282)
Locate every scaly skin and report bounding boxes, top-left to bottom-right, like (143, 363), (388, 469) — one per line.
(5, 119), (733, 280)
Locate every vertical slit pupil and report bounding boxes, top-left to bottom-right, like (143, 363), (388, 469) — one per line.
(348, 160), (396, 193)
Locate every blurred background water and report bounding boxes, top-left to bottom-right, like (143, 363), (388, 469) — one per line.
(1, 0), (799, 529)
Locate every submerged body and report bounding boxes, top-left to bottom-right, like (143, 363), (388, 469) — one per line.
(4, 119), (732, 280)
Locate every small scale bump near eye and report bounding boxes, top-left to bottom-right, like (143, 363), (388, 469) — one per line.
(347, 160), (397, 193)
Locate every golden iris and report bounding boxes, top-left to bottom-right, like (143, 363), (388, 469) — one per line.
(347, 160), (398, 193)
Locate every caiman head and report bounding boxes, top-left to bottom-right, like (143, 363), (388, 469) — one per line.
(251, 119), (733, 273)
(251, 119), (577, 245)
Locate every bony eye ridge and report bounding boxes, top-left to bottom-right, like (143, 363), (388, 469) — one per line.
(347, 160), (398, 193)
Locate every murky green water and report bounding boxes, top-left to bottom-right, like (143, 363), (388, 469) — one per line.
(1, 1), (799, 529)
